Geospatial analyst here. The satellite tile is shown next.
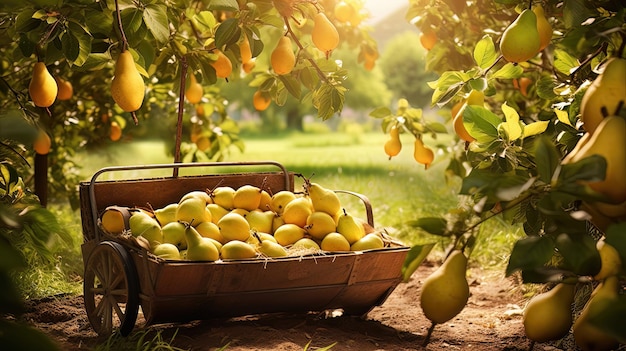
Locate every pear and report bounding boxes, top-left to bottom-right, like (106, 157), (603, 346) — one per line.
(580, 57), (626, 134)
(282, 197), (313, 228)
(29, 62), (57, 107)
(311, 12), (339, 55)
(210, 186), (236, 210)
(111, 50), (145, 112)
(533, 5), (552, 51)
(220, 240), (257, 260)
(161, 221), (187, 250)
(184, 223), (219, 261)
(176, 197), (212, 224)
(270, 36), (295, 75)
(233, 184), (263, 211)
(129, 210), (162, 248)
(350, 233), (385, 251)
(291, 238), (321, 251)
(154, 203), (178, 226)
(247, 232), (277, 247)
(573, 276), (620, 351)
(255, 232), (288, 258)
(420, 250), (469, 324)
(217, 212), (251, 242)
(153, 243), (180, 260)
(195, 221), (224, 243)
(321, 232), (351, 252)
(179, 190), (211, 204)
(272, 213), (285, 233)
(565, 116), (626, 204)
(259, 190), (272, 211)
(230, 208), (249, 217)
(499, 9), (541, 63)
(307, 182), (341, 216)
(594, 239), (622, 281)
(273, 223), (306, 246)
(523, 283), (576, 342)
(270, 190), (297, 214)
(100, 206), (130, 234)
(207, 203), (229, 224)
(336, 209), (365, 244)
(245, 210), (275, 234)
(305, 211), (337, 240)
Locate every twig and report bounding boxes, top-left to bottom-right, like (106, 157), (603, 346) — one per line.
(114, 0), (129, 51)
(282, 16), (331, 84)
(422, 322), (437, 347)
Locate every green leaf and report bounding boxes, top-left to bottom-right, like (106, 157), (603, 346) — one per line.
(558, 154), (606, 184)
(61, 31), (80, 62)
(215, 18), (240, 50)
(553, 48), (580, 75)
(491, 62), (523, 79)
(426, 121), (448, 133)
(369, 107), (392, 119)
(401, 243), (435, 282)
(143, 4), (170, 44)
(523, 120), (550, 137)
(533, 136), (561, 184)
(462, 105), (500, 143)
(588, 295), (626, 343)
(554, 108), (573, 127)
(406, 217), (448, 235)
(207, 0), (239, 11)
(473, 35), (497, 70)
(555, 232), (601, 276)
(501, 102), (522, 141)
(604, 223), (626, 269)
(536, 75), (557, 100)
(277, 74), (301, 99)
(506, 235), (554, 276)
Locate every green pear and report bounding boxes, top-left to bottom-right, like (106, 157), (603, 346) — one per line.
(273, 223), (305, 246)
(154, 203), (178, 226)
(573, 276), (620, 351)
(282, 197), (313, 228)
(350, 233), (384, 251)
(305, 211), (337, 240)
(195, 221), (224, 243)
(523, 283), (576, 342)
(307, 182), (341, 216)
(207, 203), (229, 224)
(245, 209), (275, 234)
(269, 190), (296, 214)
(499, 9), (541, 63)
(594, 239), (622, 281)
(161, 221), (187, 250)
(210, 186), (236, 210)
(420, 250), (469, 324)
(176, 197), (212, 224)
(336, 209), (365, 244)
(129, 211), (162, 249)
(185, 223), (219, 261)
(580, 57), (626, 134)
(566, 116), (626, 204)
(321, 232), (350, 251)
(179, 190), (211, 204)
(220, 240), (257, 260)
(233, 184), (263, 211)
(218, 212), (251, 242)
(153, 243), (181, 260)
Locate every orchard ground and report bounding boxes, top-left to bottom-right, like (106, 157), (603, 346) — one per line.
(26, 262), (554, 351)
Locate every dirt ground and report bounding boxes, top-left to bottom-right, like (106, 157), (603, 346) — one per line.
(20, 260), (574, 351)
(19, 263), (537, 351)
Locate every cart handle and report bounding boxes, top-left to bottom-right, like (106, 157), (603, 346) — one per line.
(88, 161), (290, 238)
(335, 190), (375, 228)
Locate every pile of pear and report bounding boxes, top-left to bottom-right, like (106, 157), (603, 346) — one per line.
(99, 181), (389, 262)
(522, 237), (623, 350)
(561, 56), (626, 232)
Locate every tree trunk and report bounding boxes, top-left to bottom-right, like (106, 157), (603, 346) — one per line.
(286, 107), (303, 131)
(34, 153), (48, 207)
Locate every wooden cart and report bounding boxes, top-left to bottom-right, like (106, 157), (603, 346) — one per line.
(80, 161), (410, 336)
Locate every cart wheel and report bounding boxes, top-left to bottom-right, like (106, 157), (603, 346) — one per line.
(83, 241), (139, 336)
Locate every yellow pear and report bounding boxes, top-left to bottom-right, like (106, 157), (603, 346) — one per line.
(291, 238), (320, 251)
(321, 232), (350, 252)
(312, 12), (339, 55)
(210, 186), (236, 210)
(270, 190), (296, 214)
(247, 232), (277, 247)
(111, 50), (145, 112)
(580, 57), (626, 134)
(305, 211), (337, 240)
(180, 190), (211, 204)
(523, 283), (576, 342)
(161, 221), (187, 250)
(270, 36), (295, 75)
(29, 62), (58, 108)
(257, 236), (288, 258)
(100, 206), (130, 234)
(533, 5), (552, 50)
(185, 73), (203, 104)
(566, 116), (626, 204)
(420, 250), (469, 324)
(259, 190), (272, 211)
(350, 233), (385, 251)
(245, 210), (275, 234)
(233, 184), (263, 211)
(176, 197), (212, 224)
(207, 203), (229, 224)
(594, 239), (622, 281)
(573, 276), (620, 351)
(220, 240), (257, 260)
(273, 223), (305, 246)
(336, 209), (365, 244)
(153, 243), (180, 260)
(384, 125), (402, 159)
(129, 211), (162, 249)
(154, 203), (178, 226)
(307, 182), (341, 216)
(55, 76), (73, 101)
(282, 196), (313, 228)
(499, 9), (541, 63)
(217, 212), (251, 242)
(184, 224), (219, 261)
(195, 221), (224, 243)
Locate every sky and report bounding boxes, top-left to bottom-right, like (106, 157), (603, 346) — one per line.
(362, 0), (409, 24)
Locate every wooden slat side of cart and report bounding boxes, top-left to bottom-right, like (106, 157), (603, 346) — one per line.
(79, 162), (410, 335)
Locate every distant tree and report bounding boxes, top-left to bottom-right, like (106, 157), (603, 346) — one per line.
(379, 31), (438, 107)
